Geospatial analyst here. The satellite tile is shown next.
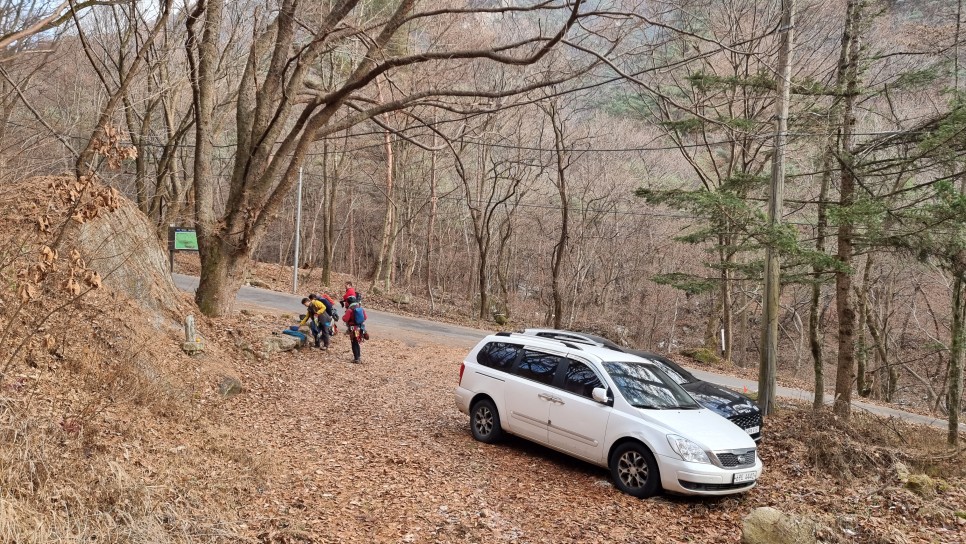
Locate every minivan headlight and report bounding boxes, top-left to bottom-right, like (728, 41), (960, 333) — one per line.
(667, 434), (711, 464)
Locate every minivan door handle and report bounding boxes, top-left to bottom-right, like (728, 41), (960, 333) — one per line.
(538, 393), (555, 402)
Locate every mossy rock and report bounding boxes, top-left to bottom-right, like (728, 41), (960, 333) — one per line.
(683, 347), (723, 366)
(493, 313), (509, 326)
(893, 461), (910, 483)
(905, 473), (936, 497)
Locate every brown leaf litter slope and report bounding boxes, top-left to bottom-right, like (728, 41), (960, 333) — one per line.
(219, 321), (966, 544)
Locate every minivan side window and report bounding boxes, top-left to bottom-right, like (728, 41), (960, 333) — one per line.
(516, 350), (562, 385)
(563, 360), (603, 398)
(476, 342), (521, 370)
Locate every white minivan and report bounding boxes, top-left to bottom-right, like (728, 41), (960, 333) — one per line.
(454, 333), (763, 497)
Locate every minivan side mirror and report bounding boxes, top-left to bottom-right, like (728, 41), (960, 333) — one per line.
(592, 387), (612, 405)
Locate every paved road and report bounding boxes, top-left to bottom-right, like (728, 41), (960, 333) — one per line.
(174, 273), (965, 433)
(172, 274), (487, 347)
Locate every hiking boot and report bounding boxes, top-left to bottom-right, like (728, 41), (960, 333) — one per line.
(363, 331), (370, 340)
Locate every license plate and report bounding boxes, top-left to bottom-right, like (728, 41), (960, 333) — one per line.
(733, 471), (757, 484)
(744, 425), (760, 435)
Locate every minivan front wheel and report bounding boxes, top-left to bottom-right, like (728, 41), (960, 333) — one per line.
(470, 399), (503, 443)
(610, 442), (661, 498)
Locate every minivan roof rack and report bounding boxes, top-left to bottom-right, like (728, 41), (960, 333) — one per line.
(492, 331), (582, 350)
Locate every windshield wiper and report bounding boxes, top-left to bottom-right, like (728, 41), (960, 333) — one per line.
(631, 403), (660, 409)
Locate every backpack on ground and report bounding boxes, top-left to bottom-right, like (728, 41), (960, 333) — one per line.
(282, 328), (308, 347)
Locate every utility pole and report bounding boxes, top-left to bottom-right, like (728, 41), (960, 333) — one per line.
(759, 0), (795, 416)
(293, 166), (303, 294)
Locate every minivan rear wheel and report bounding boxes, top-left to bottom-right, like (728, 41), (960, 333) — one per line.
(610, 442), (661, 498)
(470, 399), (503, 443)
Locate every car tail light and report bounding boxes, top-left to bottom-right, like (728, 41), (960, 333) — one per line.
(458, 362), (465, 385)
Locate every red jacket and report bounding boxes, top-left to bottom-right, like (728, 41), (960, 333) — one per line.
(342, 286), (357, 306)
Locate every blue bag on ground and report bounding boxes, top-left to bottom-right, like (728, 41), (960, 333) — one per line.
(282, 329), (308, 346)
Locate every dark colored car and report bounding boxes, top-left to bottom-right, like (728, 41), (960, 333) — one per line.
(521, 329), (763, 442)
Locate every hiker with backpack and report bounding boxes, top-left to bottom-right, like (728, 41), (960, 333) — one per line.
(342, 295), (367, 363)
(309, 292), (339, 335)
(299, 297), (330, 350)
(341, 281), (361, 308)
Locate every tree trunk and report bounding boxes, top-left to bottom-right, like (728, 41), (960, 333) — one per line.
(425, 125), (438, 309)
(811, 0), (857, 410)
(948, 272), (965, 445)
(548, 103), (569, 330)
(186, 0), (228, 314)
(372, 123), (395, 289)
(856, 255), (873, 397)
(809, 288), (826, 408)
(758, 0), (794, 415)
(196, 238), (248, 316)
(832, 0), (863, 420)
(715, 237), (733, 360)
(496, 219), (513, 319)
(122, 94), (151, 214)
(321, 141), (340, 285)
(704, 291), (721, 350)
(348, 182), (356, 277)
(477, 241), (489, 319)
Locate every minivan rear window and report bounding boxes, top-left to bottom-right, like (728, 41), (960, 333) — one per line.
(476, 342), (521, 370)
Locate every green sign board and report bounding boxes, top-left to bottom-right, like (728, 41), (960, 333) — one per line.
(173, 229), (199, 251)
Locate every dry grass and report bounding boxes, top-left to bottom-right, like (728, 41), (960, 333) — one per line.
(780, 406), (966, 481)
(0, 301), (258, 543)
(0, 177), (265, 543)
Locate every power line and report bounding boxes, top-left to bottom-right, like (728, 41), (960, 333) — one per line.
(2, 119), (940, 156)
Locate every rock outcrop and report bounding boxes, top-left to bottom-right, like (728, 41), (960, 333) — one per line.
(742, 507), (827, 544)
(73, 188), (185, 321)
(261, 334), (302, 355)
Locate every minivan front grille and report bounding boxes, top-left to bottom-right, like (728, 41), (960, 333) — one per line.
(714, 449), (756, 469)
(728, 412), (762, 432)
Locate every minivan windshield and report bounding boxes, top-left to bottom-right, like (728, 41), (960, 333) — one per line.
(602, 361), (701, 410)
